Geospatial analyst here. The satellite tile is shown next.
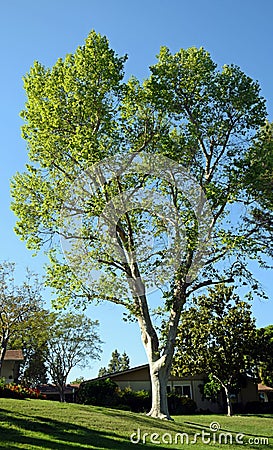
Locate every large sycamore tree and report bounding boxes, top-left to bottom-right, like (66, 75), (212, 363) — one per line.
(244, 121), (273, 239)
(11, 31), (270, 419)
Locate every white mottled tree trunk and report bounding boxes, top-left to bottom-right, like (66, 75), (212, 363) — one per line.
(146, 358), (172, 420)
(136, 287), (185, 419)
(0, 334), (9, 378)
(130, 265), (186, 420)
(223, 385), (233, 417)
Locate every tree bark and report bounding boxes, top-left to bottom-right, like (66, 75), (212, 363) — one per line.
(136, 300), (173, 419)
(57, 384), (66, 402)
(223, 385), (233, 417)
(136, 281), (186, 420)
(0, 336), (9, 378)
(146, 356), (172, 420)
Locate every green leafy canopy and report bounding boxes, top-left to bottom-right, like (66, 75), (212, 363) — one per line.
(10, 30), (270, 340)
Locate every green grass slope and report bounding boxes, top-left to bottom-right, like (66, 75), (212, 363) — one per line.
(0, 398), (272, 449)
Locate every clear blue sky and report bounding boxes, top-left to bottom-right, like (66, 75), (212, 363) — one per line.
(1, 0), (273, 381)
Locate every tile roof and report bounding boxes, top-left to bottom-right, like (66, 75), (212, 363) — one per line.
(4, 350), (24, 361)
(258, 383), (273, 392)
(36, 384), (79, 393)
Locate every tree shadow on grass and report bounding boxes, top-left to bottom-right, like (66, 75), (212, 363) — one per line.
(0, 408), (155, 449)
(98, 407), (197, 433)
(240, 413), (273, 420)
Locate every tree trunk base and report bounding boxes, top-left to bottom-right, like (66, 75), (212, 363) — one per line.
(146, 409), (173, 421)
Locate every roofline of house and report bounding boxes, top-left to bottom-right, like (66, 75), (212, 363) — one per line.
(258, 383), (273, 392)
(82, 363), (149, 384)
(4, 350), (24, 361)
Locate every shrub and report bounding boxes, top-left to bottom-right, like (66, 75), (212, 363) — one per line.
(77, 378), (120, 406)
(77, 379), (197, 414)
(167, 393), (197, 415)
(0, 384), (45, 400)
(244, 401), (273, 414)
(118, 388), (151, 412)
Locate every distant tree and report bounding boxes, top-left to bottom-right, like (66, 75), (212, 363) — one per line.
(120, 351), (130, 372)
(257, 325), (273, 388)
(172, 285), (257, 416)
(107, 349), (121, 374)
(45, 312), (102, 401)
(21, 350), (48, 386)
(97, 367), (108, 378)
(98, 349), (130, 377)
(0, 261), (43, 376)
(69, 376), (85, 385)
(9, 308), (55, 386)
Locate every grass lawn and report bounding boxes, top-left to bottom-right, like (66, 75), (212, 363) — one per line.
(0, 398), (272, 449)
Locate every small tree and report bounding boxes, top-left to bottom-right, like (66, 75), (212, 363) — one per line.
(172, 285), (257, 416)
(98, 349), (130, 377)
(9, 308), (55, 386)
(0, 261), (43, 376)
(45, 312), (102, 402)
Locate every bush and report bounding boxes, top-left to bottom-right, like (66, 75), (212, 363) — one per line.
(0, 384), (45, 400)
(244, 401), (273, 414)
(118, 388), (151, 412)
(77, 379), (197, 414)
(77, 378), (120, 406)
(167, 393), (197, 415)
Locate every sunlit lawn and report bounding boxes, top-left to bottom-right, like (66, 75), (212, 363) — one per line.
(0, 398), (272, 449)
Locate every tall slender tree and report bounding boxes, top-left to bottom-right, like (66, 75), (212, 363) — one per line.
(98, 349), (130, 377)
(11, 31), (269, 418)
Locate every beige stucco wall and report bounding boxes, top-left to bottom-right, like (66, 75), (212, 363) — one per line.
(1, 361), (16, 382)
(115, 380), (151, 391)
(112, 367), (150, 382)
(168, 378), (222, 413)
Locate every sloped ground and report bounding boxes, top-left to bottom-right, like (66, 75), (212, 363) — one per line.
(0, 398), (272, 449)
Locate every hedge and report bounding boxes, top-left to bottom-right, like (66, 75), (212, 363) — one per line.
(77, 379), (197, 414)
(0, 384), (45, 400)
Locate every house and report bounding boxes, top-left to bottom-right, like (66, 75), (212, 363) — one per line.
(258, 383), (273, 402)
(1, 350), (24, 383)
(85, 364), (259, 413)
(37, 384), (80, 402)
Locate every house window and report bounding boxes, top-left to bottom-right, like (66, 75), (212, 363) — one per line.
(174, 385), (192, 398)
(182, 385), (191, 398)
(174, 386), (182, 395)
